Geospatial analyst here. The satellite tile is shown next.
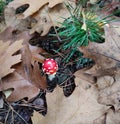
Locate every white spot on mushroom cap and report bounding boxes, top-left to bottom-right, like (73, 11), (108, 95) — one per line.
(47, 61), (52, 64)
(48, 67), (51, 69)
(54, 66), (57, 69)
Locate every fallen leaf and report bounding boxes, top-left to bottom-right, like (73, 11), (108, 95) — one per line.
(4, 7), (21, 28)
(6, 0), (75, 35)
(93, 113), (107, 124)
(32, 78), (109, 124)
(4, 7), (35, 31)
(79, 47), (118, 79)
(0, 21), (6, 33)
(30, 3), (72, 35)
(32, 111), (44, 124)
(94, 109), (120, 124)
(97, 76), (115, 90)
(8, 0), (65, 18)
(106, 109), (120, 124)
(0, 40), (23, 79)
(0, 27), (33, 44)
(75, 69), (97, 84)
(29, 44), (45, 64)
(78, 22), (120, 82)
(0, 30), (46, 101)
(21, 42), (47, 89)
(31, 62), (47, 89)
(0, 72), (40, 102)
(87, 22), (120, 62)
(98, 72), (120, 110)
(0, 27), (14, 42)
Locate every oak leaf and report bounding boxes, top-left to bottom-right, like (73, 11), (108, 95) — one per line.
(32, 78), (109, 124)
(98, 72), (120, 110)
(0, 72), (40, 102)
(87, 22), (120, 62)
(31, 111), (43, 124)
(0, 30), (45, 102)
(0, 40), (23, 79)
(93, 109), (120, 124)
(106, 109), (120, 124)
(79, 22), (120, 79)
(93, 114), (107, 124)
(0, 27), (33, 46)
(30, 3), (72, 35)
(4, 7), (35, 32)
(8, 0), (64, 18)
(21, 43), (47, 90)
(7, 0), (75, 35)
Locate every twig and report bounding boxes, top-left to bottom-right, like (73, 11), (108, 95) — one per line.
(12, 109), (28, 124)
(5, 108), (11, 124)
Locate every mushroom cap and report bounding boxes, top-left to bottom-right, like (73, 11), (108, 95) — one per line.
(42, 58), (58, 75)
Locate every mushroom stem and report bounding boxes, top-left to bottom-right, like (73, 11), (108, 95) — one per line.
(48, 73), (56, 81)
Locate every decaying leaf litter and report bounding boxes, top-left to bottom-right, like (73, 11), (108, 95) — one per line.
(0, 0), (120, 124)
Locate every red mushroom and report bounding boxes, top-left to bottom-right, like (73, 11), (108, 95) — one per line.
(42, 58), (58, 80)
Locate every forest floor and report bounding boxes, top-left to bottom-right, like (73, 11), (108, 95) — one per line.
(0, 0), (120, 124)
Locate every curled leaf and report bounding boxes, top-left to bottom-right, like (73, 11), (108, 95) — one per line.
(0, 40), (23, 79)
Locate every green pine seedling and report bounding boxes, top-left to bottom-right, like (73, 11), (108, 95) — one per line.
(55, 3), (113, 62)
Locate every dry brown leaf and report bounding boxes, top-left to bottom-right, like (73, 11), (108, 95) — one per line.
(0, 40), (23, 79)
(0, 28), (46, 101)
(0, 27), (14, 42)
(0, 27), (33, 44)
(98, 72), (120, 111)
(32, 77), (109, 124)
(29, 44), (45, 64)
(30, 3), (72, 35)
(4, 7), (21, 28)
(0, 72), (40, 102)
(0, 21), (6, 33)
(94, 108), (120, 124)
(97, 76), (115, 90)
(7, 58), (46, 102)
(75, 69), (97, 84)
(79, 22), (120, 86)
(8, 0), (65, 18)
(21, 42), (47, 89)
(31, 62), (47, 89)
(106, 109), (120, 124)
(4, 7), (35, 31)
(79, 47), (118, 79)
(74, 54), (118, 85)
(6, 0), (75, 35)
(87, 22), (120, 62)
(31, 111), (43, 124)
(93, 113), (107, 124)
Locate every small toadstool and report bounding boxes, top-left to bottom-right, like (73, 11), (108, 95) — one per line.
(42, 58), (58, 80)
